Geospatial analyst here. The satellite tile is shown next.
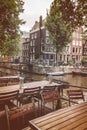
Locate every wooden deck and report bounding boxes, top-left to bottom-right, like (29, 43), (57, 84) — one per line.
(29, 102), (87, 130)
(0, 79), (87, 130)
(0, 80), (61, 130)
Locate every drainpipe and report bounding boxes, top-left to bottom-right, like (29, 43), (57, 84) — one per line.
(39, 16), (42, 56)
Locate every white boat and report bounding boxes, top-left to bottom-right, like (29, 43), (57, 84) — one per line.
(47, 71), (64, 76)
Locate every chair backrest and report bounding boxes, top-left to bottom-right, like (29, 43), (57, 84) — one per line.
(0, 90), (19, 105)
(5, 102), (35, 130)
(23, 87), (41, 97)
(41, 89), (59, 104)
(43, 85), (56, 92)
(67, 89), (85, 106)
(41, 89), (61, 112)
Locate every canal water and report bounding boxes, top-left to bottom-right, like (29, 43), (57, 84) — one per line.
(56, 74), (87, 87)
(27, 73), (87, 87)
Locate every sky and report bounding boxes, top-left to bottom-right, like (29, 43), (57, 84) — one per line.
(20, 0), (53, 32)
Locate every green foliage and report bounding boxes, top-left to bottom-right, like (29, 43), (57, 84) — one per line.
(68, 60), (74, 66)
(0, 0), (24, 56)
(81, 56), (87, 63)
(45, 0), (87, 52)
(75, 0), (87, 28)
(45, 0), (73, 52)
(76, 0), (87, 45)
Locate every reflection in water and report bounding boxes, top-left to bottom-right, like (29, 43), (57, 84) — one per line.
(56, 74), (87, 87)
(26, 73), (87, 87)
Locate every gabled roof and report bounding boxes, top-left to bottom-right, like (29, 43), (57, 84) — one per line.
(30, 18), (46, 31)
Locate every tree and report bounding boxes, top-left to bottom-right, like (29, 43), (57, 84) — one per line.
(45, 0), (73, 62)
(0, 0), (24, 56)
(75, 0), (87, 28)
(45, 0), (87, 62)
(75, 0), (87, 55)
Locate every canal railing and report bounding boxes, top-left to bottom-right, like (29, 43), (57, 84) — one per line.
(53, 78), (87, 101)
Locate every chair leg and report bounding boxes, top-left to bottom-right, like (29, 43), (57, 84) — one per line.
(56, 99), (62, 109)
(53, 102), (55, 111)
(40, 99), (43, 116)
(5, 105), (10, 130)
(37, 100), (40, 117)
(42, 103), (46, 115)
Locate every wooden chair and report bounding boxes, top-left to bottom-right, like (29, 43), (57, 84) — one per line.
(41, 89), (61, 115)
(19, 87), (41, 105)
(67, 89), (85, 106)
(0, 90), (19, 111)
(19, 87), (41, 117)
(5, 99), (36, 130)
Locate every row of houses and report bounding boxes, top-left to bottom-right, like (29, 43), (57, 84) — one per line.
(22, 16), (86, 66)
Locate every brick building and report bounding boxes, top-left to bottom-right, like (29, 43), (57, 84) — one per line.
(22, 16), (83, 66)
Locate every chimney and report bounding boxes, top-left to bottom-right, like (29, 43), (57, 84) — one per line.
(39, 15), (42, 28)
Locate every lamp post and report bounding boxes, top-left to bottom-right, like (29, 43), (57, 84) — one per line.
(19, 65), (24, 89)
(19, 76), (24, 89)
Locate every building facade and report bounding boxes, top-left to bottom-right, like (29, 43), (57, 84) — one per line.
(59, 28), (83, 65)
(22, 16), (83, 66)
(22, 31), (30, 63)
(22, 40), (30, 63)
(29, 16), (57, 65)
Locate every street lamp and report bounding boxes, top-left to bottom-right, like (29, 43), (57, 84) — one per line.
(19, 76), (24, 89)
(19, 66), (24, 89)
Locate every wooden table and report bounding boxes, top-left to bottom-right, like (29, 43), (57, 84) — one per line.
(29, 102), (87, 130)
(0, 80), (59, 93)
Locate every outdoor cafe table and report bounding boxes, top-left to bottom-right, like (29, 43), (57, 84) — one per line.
(0, 80), (59, 93)
(29, 102), (87, 130)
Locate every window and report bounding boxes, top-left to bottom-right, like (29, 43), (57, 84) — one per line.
(73, 48), (75, 53)
(64, 55), (65, 60)
(79, 41), (82, 46)
(34, 33), (37, 38)
(50, 55), (53, 59)
(60, 55), (62, 61)
(46, 38), (49, 44)
(76, 55), (78, 60)
(76, 42), (78, 46)
(76, 48), (78, 53)
(72, 40), (75, 45)
(41, 46), (45, 51)
(72, 32), (76, 38)
(79, 48), (82, 53)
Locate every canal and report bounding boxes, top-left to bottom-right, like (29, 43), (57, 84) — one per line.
(28, 73), (87, 87)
